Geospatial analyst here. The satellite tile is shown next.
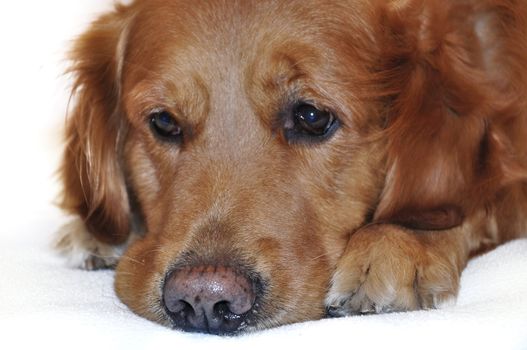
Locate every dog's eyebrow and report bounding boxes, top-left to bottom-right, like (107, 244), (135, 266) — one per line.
(123, 75), (210, 126)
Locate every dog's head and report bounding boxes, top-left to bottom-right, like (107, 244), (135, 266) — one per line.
(60, 0), (526, 334)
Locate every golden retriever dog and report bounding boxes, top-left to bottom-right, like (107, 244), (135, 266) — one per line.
(56, 0), (527, 335)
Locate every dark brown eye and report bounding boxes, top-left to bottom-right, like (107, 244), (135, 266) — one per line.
(294, 103), (334, 135)
(150, 111), (182, 143)
(285, 103), (339, 143)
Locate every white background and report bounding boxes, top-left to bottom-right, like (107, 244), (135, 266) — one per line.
(0, 1), (117, 235)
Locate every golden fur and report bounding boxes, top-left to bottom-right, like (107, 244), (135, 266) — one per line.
(58, 0), (527, 333)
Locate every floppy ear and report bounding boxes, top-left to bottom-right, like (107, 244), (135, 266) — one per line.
(60, 5), (133, 245)
(373, 0), (527, 230)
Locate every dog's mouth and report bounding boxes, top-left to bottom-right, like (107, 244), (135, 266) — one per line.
(161, 263), (267, 335)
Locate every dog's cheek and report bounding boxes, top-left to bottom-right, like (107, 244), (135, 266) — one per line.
(260, 233), (332, 325)
(114, 236), (170, 325)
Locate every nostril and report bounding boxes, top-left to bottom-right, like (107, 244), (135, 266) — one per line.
(213, 301), (231, 318)
(162, 265), (256, 334)
(206, 300), (244, 331)
(165, 298), (194, 317)
(213, 300), (244, 323)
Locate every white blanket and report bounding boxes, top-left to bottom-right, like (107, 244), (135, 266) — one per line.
(1, 215), (526, 349)
(0, 1), (526, 349)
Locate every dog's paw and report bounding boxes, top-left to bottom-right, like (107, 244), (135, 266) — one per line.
(325, 224), (459, 317)
(54, 218), (127, 270)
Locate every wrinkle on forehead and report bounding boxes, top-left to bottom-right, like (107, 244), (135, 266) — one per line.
(122, 0), (377, 153)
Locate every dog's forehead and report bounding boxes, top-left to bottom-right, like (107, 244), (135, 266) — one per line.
(123, 3), (309, 108)
(126, 1), (325, 71)
(122, 0), (376, 133)
(123, 0), (374, 76)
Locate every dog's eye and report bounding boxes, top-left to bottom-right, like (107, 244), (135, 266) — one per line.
(294, 104), (334, 135)
(150, 111), (182, 143)
(285, 103), (339, 143)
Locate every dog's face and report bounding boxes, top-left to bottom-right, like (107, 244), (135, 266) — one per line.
(62, 0), (517, 334)
(115, 0), (385, 331)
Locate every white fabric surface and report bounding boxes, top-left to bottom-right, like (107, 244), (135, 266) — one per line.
(1, 217), (527, 349)
(0, 1), (526, 349)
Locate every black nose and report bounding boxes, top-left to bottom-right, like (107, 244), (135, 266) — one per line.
(163, 265), (256, 334)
